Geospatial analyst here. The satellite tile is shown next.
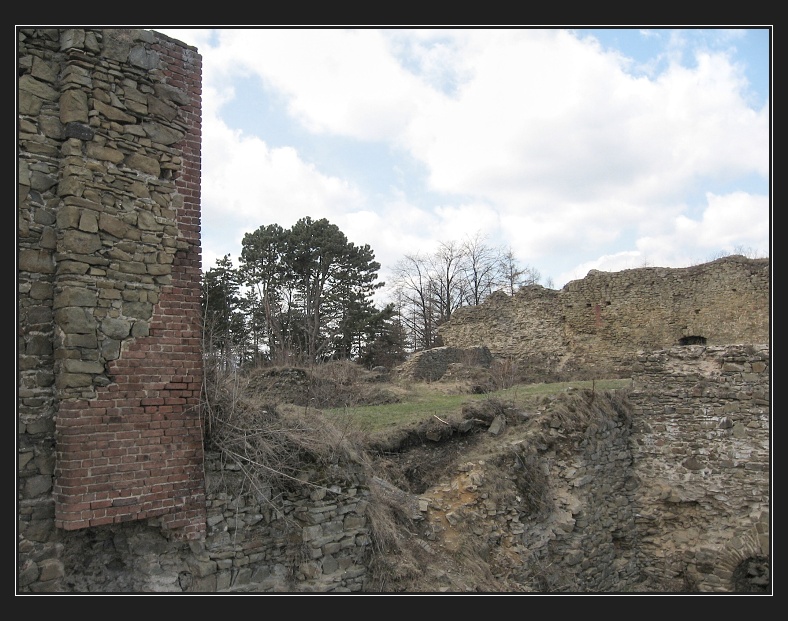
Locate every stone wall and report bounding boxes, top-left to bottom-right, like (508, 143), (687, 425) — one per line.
(525, 390), (642, 591)
(438, 256), (770, 379)
(56, 453), (372, 593)
(396, 346), (494, 382)
(409, 344), (769, 593)
(412, 388), (643, 592)
(627, 344), (770, 591)
(533, 343), (770, 593)
(18, 27), (206, 592)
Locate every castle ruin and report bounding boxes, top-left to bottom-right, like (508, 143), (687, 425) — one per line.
(17, 28), (770, 593)
(438, 255), (769, 380)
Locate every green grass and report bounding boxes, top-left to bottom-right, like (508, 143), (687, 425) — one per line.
(324, 378), (632, 434)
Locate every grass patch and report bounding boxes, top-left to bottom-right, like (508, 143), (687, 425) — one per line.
(324, 378), (632, 434)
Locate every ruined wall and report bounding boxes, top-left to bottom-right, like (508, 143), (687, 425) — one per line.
(627, 344), (770, 592)
(411, 389), (643, 592)
(410, 344), (769, 593)
(524, 391), (642, 592)
(439, 256), (770, 378)
(396, 346), (494, 382)
(18, 28), (205, 592)
(524, 343), (770, 593)
(57, 453), (372, 593)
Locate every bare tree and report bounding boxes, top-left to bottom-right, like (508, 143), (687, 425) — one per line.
(390, 235), (547, 351)
(392, 253), (439, 351)
(461, 232), (501, 305)
(499, 246), (541, 294)
(429, 239), (467, 326)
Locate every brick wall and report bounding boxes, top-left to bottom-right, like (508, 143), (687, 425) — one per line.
(19, 28), (206, 591)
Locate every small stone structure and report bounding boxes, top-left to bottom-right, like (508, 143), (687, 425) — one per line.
(396, 345), (493, 382)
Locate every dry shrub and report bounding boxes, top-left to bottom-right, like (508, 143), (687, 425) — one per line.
(362, 501), (502, 593)
(510, 449), (552, 519)
(201, 361), (424, 584)
(521, 552), (580, 593)
(361, 484), (425, 592)
(489, 357), (520, 390)
(311, 359), (366, 385)
(201, 363), (366, 510)
(240, 360), (402, 410)
(547, 387), (632, 434)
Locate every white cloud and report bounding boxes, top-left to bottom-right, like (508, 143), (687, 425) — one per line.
(202, 29), (433, 141)
(198, 89), (365, 270)
(405, 31), (766, 204)
(637, 191), (769, 262)
(553, 189), (768, 288)
(157, 28), (768, 296)
(558, 250), (645, 286)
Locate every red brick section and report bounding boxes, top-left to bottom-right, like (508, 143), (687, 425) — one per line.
(53, 34), (206, 540)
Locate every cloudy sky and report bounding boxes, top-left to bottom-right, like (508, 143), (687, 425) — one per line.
(157, 27), (770, 300)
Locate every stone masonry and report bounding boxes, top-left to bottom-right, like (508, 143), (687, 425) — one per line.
(626, 344), (770, 591)
(18, 28), (206, 591)
(56, 453), (373, 593)
(408, 344), (769, 592)
(438, 256), (769, 379)
(396, 345), (494, 382)
(18, 28), (770, 594)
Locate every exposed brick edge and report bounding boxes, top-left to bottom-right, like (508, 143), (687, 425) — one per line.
(53, 32), (206, 540)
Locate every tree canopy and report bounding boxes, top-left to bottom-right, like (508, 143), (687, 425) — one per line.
(390, 233), (546, 351)
(202, 222), (544, 367)
(202, 217), (403, 368)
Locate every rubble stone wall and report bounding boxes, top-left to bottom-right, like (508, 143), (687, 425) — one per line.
(626, 344), (770, 592)
(396, 346), (494, 382)
(438, 256), (769, 378)
(411, 344), (769, 593)
(56, 454), (372, 593)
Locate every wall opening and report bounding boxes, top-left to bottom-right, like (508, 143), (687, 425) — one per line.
(730, 555), (770, 593)
(678, 336), (707, 345)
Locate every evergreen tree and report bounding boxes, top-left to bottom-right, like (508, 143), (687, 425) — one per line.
(287, 217), (350, 361)
(239, 224), (290, 363)
(358, 303), (406, 369)
(234, 217), (388, 365)
(329, 242), (385, 360)
(201, 254), (241, 368)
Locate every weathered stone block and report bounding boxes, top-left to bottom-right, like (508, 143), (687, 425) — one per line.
(19, 249), (54, 274)
(124, 152), (161, 176)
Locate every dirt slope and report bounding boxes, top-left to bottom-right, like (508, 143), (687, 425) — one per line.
(359, 394), (586, 593)
(229, 363), (633, 593)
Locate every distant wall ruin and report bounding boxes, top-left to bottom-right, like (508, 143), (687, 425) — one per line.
(396, 346), (493, 382)
(438, 256), (770, 379)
